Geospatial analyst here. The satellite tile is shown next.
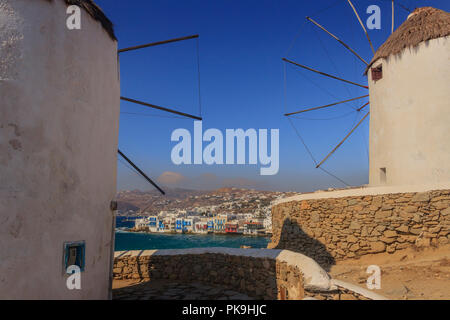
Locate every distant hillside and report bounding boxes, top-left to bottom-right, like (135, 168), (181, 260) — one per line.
(115, 187), (293, 215)
(116, 201), (139, 212)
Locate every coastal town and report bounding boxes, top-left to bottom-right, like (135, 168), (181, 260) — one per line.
(116, 187), (295, 236)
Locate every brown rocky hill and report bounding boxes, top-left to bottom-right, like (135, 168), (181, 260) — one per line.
(115, 187), (291, 215)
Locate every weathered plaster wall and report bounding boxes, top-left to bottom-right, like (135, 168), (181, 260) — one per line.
(113, 248), (384, 300)
(269, 188), (450, 267)
(0, 0), (120, 299)
(368, 36), (450, 186)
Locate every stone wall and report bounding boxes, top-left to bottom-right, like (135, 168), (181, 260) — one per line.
(113, 248), (384, 300)
(269, 189), (450, 268)
(114, 248), (311, 300)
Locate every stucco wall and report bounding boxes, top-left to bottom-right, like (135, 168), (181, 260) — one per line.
(0, 0), (120, 299)
(269, 188), (450, 267)
(368, 36), (450, 186)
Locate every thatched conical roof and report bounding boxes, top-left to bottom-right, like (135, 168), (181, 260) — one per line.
(365, 7), (450, 74)
(45, 0), (116, 40)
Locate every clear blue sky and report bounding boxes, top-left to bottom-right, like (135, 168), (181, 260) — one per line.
(94, 0), (449, 192)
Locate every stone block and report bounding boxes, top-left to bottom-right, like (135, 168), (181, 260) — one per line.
(411, 192), (430, 202)
(384, 230), (397, 238)
(369, 241), (386, 253)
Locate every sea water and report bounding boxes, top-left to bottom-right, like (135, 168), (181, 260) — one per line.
(115, 216), (270, 251)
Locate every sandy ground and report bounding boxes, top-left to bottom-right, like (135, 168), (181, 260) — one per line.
(329, 244), (450, 300)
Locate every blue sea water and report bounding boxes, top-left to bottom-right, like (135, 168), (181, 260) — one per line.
(114, 216), (270, 251)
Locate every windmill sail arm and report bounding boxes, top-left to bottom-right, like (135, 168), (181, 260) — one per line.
(118, 149), (165, 195)
(121, 97), (202, 121)
(282, 58), (369, 89)
(118, 34), (199, 53)
(315, 111), (370, 168)
(346, 0), (375, 55)
(306, 17), (369, 66)
(285, 95), (369, 116)
(357, 101), (370, 112)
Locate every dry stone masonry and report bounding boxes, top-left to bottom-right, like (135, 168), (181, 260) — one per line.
(269, 189), (450, 267)
(113, 248), (382, 300)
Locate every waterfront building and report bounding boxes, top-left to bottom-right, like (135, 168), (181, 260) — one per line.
(225, 222), (240, 234)
(214, 214), (228, 233)
(183, 218), (197, 233)
(148, 216), (158, 232)
(207, 218), (215, 232)
(264, 216), (273, 233)
(194, 220), (208, 234)
(157, 219), (166, 232)
(175, 218), (184, 233)
(134, 218), (149, 229)
(243, 221), (265, 235)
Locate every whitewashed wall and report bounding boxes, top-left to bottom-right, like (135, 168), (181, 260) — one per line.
(368, 36), (450, 186)
(0, 0), (120, 299)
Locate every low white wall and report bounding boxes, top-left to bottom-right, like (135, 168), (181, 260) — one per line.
(115, 247), (332, 291)
(274, 182), (450, 206)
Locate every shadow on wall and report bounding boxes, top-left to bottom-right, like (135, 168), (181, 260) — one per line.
(113, 251), (306, 300)
(269, 217), (336, 271)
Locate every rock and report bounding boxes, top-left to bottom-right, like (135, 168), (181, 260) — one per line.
(380, 236), (396, 244)
(347, 235), (358, 243)
(441, 207), (450, 216)
(411, 192), (430, 202)
(433, 202), (448, 210)
(375, 210), (392, 219)
(384, 230), (397, 238)
(361, 226), (369, 237)
(300, 201), (310, 210)
(404, 206), (418, 213)
(370, 241), (386, 253)
(386, 244), (396, 253)
(429, 226), (441, 233)
(415, 238), (430, 247)
(340, 293), (357, 300)
(399, 212), (413, 219)
(396, 225), (409, 233)
(349, 221), (361, 230)
(310, 212), (320, 222)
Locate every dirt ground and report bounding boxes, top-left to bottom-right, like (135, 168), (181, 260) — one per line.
(329, 244), (450, 300)
(113, 245), (450, 300)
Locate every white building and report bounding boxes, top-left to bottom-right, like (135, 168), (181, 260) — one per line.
(263, 216), (272, 233)
(0, 0), (119, 299)
(366, 7), (450, 187)
(147, 216), (159, 232)
(194, 219), (209, 234)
